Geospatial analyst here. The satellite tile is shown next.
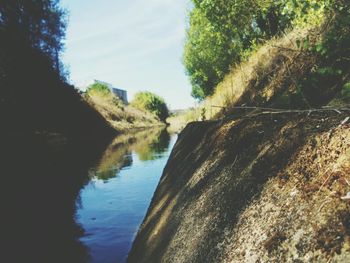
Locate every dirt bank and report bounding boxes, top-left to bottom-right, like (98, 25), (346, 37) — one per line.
(128, 111), (350, 262)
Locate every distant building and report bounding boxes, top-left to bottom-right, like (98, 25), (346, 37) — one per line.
(94, 80), (128, 104)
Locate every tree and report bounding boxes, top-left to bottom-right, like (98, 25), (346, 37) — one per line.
(0, 0), (67, 71)
(183, 8), (242, 100)
(184, 0), (277, 100)
(131, 92), (169, 122)
(183, 0), (329, 100)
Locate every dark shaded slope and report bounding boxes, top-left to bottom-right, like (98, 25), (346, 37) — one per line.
(0, 37), (116, 139)
(0, 29), (117, 263)
(128, 111), (350, 263)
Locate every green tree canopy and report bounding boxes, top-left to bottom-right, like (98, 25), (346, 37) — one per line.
(86, 82), (111, 95)
(131, 92), (169, 122)
(184, 0), (331, 100)
(183, 8), (242, 100)
(0, 0), (67, 70)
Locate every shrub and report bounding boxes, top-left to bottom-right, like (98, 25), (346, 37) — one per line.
(131, 92), (169, 122)
(298, 0), (350, 106)
(86, 83), (111, 95)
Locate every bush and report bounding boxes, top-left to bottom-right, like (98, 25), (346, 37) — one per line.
(298, 0), (350, 106)
(86, 83), (111, 95)
(131, 92), (169, 122)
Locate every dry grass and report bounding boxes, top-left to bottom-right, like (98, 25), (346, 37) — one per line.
(166, 108), (202, 133)
(84, 90), (164, 132)
(154, 25), (329, 132)
(197, 26), (324, 120)
(223, 120), (350, 262)
(166, 27), (318, 127)
(156, 27), (326, 131)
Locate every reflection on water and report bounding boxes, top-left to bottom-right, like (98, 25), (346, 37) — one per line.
(1, 128), (175, 263)
(92, 129), (171, 181)
(78, 128), (176, 263)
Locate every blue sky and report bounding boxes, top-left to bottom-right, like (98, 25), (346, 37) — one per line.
(60, 0), (195, 110)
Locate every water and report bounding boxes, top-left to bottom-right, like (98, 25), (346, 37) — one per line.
(77, 128), (177, 263)
(1, 128), (175, 263)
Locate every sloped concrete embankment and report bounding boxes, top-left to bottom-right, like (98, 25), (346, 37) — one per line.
(128, 112), (350, 263)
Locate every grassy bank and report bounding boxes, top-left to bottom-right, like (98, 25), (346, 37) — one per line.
(171, 24), (349, 127)
(84, 88), (165, 132)
(198, 27), (349, 120)
(166, 108), (200, 133)
(173, 0), (350, 127)
(0, 46), (116, 139)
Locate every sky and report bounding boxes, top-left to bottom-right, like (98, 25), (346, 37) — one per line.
(60, 0), (195, 110)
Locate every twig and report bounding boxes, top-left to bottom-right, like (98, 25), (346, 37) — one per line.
(271, 45), (300, 52)
(344, 178), (350, 187)
(212, 105), (226, 109)
(236, 107), (350, 114)
(212, 105), (350, 120)
(317, 168), (333, 195)
(233, 155), (238, 166)
(318, 198), (332, 213)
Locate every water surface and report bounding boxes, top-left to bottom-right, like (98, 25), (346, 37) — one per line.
(78, 129), (177, 263)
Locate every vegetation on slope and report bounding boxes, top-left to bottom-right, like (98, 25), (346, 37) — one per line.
(166, 108), (201, 133)
(0, 0), (116, 138)
(131, 91), (169, 122)
(130, 1), (350, 261)
(182, 0), (350, 121)
(184, 0), (329, 100)
(85, 84), (166, 132)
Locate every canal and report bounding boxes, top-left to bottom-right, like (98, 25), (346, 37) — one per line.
(77, 128), (176, 262)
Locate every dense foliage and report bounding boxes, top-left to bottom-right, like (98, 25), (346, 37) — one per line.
(299, 0), (350, 106)
(0, 0), (115, 137)
(0, 0), (67, 73)
(86, 83), (111, 95)
(184, 0), (332, 100)
(131, 92), (169, 122)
